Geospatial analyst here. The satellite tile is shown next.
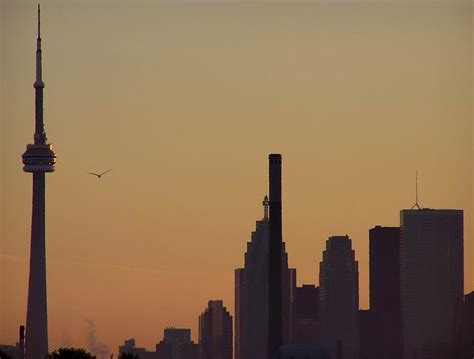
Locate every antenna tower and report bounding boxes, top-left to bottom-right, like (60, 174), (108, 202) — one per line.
(411, 170), (421, 210)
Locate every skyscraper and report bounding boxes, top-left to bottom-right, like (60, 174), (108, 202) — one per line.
(369, 226), (401, 359)
(319, 235), (359, 359)
(268, 154), (283, 359)
(234, 196), (295, 359)
(292, 285), (320, 347)
(400, 209), (463, 359)
(22, 5), (57, 359)
(199, 300), (233, 359)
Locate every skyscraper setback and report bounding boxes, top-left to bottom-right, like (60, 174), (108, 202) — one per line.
(400, 209), (463, 359)
(234, 196), (295, 359)
(199, 300), (233, 359)
(21, 6), (57, 359)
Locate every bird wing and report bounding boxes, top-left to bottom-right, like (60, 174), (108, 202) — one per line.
(99, 169), (112, 176)
(88, 172), (100, 177)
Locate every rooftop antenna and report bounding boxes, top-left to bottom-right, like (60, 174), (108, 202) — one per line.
(263, 195), (269, 220)
(411, 170), (421, 209)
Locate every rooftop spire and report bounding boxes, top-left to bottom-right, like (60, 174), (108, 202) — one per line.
(37, 4), (41, 39)
(263, 195), (269, 220)
(34, 3), (46, 144)
(411, 170), (421, 210)
(35, 3), (44, 89)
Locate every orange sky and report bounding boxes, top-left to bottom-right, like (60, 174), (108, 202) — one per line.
(1, 1), (472, 356)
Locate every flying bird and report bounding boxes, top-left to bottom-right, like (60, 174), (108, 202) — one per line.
(88, 169), (111, 178)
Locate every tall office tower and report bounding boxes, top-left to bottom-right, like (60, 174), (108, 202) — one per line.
(400, 209), (463, 359)
(268, 154), (283, 359)
(234, 196), (295, 359)
(155, 328), (199, 359)
(292, 285), (320, 347)
(199, 300), (233, 359)
(22, 6), (57, 359)
(319, 235), (359, 359)
(369, 226), (401, 359)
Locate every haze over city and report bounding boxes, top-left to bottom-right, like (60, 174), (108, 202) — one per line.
(1, 0), (472, 356)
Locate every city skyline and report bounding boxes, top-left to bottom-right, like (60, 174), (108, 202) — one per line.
(1, 1), (472, 355)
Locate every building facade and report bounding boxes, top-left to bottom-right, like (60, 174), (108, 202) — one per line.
(199, 300), (233, 359)
(319, 235), (359, 359)
(400, 209), (463, 359)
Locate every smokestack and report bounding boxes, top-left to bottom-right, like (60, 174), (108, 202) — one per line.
(268, 154), (282, 359)
(18, 326), (25, 359)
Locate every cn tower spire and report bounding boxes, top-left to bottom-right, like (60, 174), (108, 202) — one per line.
(34, 4), (46, 144)
(22, 4), (56, 359)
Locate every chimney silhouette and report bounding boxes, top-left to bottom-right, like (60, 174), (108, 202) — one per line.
(268, 154), (282, 359)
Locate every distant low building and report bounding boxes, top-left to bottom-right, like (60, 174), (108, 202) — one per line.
(120, 329), (199, 359)
(119, 339), (156, 359)
(155, 328), (199, 359)
(0, 326), (25, 359)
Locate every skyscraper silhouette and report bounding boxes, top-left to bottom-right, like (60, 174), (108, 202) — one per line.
(21, 5), (56, 359)
(268, 154), (283, 359)
(400, 209), (463, 359)
(199, 300), (233, 359)
(369, 226), (401, 359)
(234, 196), (295, 359)
(292, 285), (320, 347)
(319, 235), (359, 359)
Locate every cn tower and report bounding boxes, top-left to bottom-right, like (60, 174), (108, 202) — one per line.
(21, 5), (56, 359)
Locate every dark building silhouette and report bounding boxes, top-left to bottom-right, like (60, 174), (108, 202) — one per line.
(119, 339), (156, 359)
(234, 269), (246, 359)
(358, 309), (374, 359)
(461, 291), (474, 359)
(369, 226), (401, 359)
(22, 6), (57, 359)
(155, 328), (199, 359)
(268, 154), (284, 359)
(400, 209), (463, 359)
(319, 235), (359, 359)
(119, 330), (198, 359)
(292, 285), (320, 347)
(0, 326), (25, 359)
(234, 197), (295, 359)
(199, 300), (232, 359)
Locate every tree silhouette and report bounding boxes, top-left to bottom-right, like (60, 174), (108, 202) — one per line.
(0, 350), (12, 359)
(48, 348), (96, 359)
(119, 353), (139, 359)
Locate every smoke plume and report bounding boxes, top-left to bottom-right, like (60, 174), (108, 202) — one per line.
(86, 320), (109, 359)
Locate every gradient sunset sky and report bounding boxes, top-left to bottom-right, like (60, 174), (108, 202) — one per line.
(1, 0), (472, 356)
